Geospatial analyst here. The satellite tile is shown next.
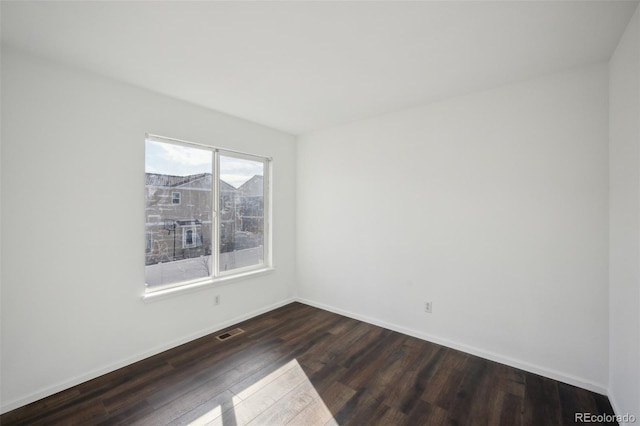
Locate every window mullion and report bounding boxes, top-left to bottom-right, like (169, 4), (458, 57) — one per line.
(212, 149), (220, 278)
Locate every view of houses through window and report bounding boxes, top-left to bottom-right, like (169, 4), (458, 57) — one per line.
(144, 136), (268, 292)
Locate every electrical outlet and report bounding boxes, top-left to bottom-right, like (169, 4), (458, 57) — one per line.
(425, 302), (432, 313)
(214, 295), (220, 306)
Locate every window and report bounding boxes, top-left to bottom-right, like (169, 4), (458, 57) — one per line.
(219, 154), (266, 272)
(183, 228), (196, 248)
(144, 135), (271, 294)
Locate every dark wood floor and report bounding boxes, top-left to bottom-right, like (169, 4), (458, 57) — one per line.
(1, 302), (617, 425)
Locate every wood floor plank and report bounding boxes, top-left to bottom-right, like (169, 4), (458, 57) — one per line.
(143, 339), (283, 410)
(308, 321), (377, 367)
(326, 316), (360, 336)
(245, 379), (317, 426)
(371, 405), (407, 426)
(423, 365), (466, 412)
(158, 390), (236, 426)
(214, 359), (310, 425)
(332, 388), (376, 426)
(132, 373), (239, 426)
(285, 395), (333, 426)
(593, 392), (619, 424)
(396, 343), (445, 413)
(350, 336), (416, 405)
(99, 362), (176, 414)
(19, 398), (109, 426)
(95, 399), (156, 426)
(421, 349), (460, 406)
(287, 381), (355, 426)
(229, 357), (300, 400)
(462, 361), (519, 426)
(0, 302), (619, 426)
(444, 355), (491, 425)
(306, 363), (351, 398)
(523, 373), (563, 426)
(337, 329), (406, 391)
(405, 399), (449, 426)
(0, 388), (82, 425)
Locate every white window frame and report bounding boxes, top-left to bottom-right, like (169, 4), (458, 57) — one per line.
(144, 134), (273, 298)
(215, 150), (271, 278)
(171, 192), (181, 205)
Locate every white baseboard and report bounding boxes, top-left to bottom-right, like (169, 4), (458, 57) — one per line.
(609, 393), (622, 423)
(607, 390), (638, 425)
(296, 297), (609, 395)
(0, 297), (295, 414)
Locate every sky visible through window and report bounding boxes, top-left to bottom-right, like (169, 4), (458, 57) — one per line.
(145, 140), (263, 188)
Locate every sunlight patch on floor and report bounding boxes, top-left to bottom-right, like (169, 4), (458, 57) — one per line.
(187, 403), (224, 425)
(187, 359), (335, 426)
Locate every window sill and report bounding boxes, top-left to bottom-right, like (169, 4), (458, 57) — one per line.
(142, 267), (275, 303)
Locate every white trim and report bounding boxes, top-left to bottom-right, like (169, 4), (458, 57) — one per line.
(145, 186), (211, 192)
(216, 149), (270, 276)
(146, 220), (212, 227)
(144, 135), (272, 293)
(143, 267), (275, 302)
(217, 256), (268, 278)
(146, 133), (273, 161)
(608, 392), (622, 423)
(213, 150), (220, 279)
(295, 297), (609, 396)
(265, 157), (273, 269)
(607, 391), (637, 425)
(0, 297), (295, 414)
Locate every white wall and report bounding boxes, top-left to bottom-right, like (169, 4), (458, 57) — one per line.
(609, 4), (640, 422)
(297, 63), (610, 392)
(0, 48), (297, 413)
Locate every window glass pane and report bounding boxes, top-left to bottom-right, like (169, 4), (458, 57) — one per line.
(145, 140), (213, 289)
(219, 154), (265, 272)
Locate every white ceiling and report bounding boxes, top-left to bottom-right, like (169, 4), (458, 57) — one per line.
(2, 1), (638, 135)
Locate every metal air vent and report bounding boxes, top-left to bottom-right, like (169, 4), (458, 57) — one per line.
(216, 328), (245, 341)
